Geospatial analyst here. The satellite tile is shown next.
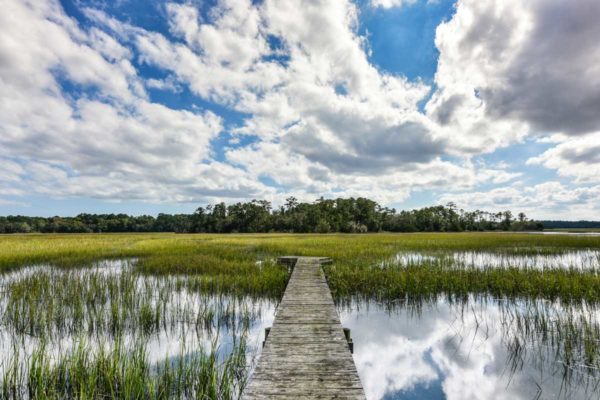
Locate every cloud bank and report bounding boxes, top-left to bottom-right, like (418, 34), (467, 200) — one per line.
(1, 0), (599, 217)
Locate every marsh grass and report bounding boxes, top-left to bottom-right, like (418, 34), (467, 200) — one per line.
(0, 234), (290, 299)
(496, 299), (600, 396)
(3, 232), (600, 270)
(2, 232), (600, 303)
(327, 261), (600, 305)
(0, 262), (268, 339)
(2, 232), (600, 398)
(0, 260), (270, 399)
(448, 298), (600, 380)
(1, 335), (249, 399)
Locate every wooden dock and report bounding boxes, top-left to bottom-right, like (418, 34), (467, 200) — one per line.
(242, 256), (365, 399)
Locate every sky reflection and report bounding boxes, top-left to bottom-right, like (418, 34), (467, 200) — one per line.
(341, 299), (599, 400)
(0, 261), (276, 380)
(390, 250), (600, 271)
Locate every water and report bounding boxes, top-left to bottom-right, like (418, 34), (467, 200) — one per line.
(536, 232), (600, 237)
(340, 298), (600, 400)
(389, 250), (600, 271)
(3, 257), (599, 399)
(0, 260), (276, 396)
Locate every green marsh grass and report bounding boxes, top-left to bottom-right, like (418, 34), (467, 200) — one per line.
(1, 261), (268, 339)
(2, 232), (600, 302)
(2, 232), (600, 398)
(1, 335), (249, 399)
(0, 259), (271, 399)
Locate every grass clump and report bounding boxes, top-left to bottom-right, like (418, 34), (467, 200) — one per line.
(0, 261), (261, 399)
(2, 336), (248, 400)
(1, 262), (266, 340)
(325, 262), (600, 305)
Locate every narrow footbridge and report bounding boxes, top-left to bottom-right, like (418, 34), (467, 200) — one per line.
(243, 256), (365, 399)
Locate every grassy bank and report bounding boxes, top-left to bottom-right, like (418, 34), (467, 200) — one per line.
(1, 232), (600, 303)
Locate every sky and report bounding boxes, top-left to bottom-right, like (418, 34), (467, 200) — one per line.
(1, 0), (599, 219)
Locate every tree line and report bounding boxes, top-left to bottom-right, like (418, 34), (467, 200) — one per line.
(540, 220), (600, 229)
(0, 197), (543, 234)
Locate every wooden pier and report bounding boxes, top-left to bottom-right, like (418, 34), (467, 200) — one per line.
(242, 256), (365, 399)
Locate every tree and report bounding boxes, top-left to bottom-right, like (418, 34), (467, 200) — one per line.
(284, 196), (299, 213)
(501, 211), (513, 230)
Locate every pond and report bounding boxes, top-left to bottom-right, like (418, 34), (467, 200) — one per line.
(341, 297), (600, 400)
(387, 250), (600, 271)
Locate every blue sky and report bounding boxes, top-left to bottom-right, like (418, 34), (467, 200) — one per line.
(1, 0), (599, 219)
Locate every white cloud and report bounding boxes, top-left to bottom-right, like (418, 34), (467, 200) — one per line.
(428, 0), (600, 151)
(0, 199), (27, 207)
(227, 142), (521, 205)
(438, 182), (600, 220)
(371, 0), (418, 9)
(167, 1), (267, 72)
(426, 0), (531, 154)
(81, 0), (466, 205)
(423, 0), (600, 217)
(1, 0), (599, 216)
(0, 159), (24, 184)
(527, 132), (600, 184)
(0, 0), (277, 203)
(145, 76), (181, 93)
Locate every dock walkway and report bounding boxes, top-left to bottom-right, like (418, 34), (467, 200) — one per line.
(242, 256), (365, 399)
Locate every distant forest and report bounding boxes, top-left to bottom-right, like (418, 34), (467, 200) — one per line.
(0, 197), (544, 234)
(540, 221), (600, 229)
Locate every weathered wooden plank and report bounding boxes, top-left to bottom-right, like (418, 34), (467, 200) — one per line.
(244, 394), (365, 400)
(242, 257), (365, 399)
(244, 388), (365, 398)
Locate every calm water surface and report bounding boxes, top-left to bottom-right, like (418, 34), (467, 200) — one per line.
(341, 298), (600, 400)
(390, 250), (600, 271)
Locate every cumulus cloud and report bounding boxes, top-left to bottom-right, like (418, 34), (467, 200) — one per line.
(227, 140), (521, 205)
(421, 0), (600, 217)
(0, 0), (275, 203)
(428, 0), (600, 151)
(84, 0), (468, 202)
(1, 0), (599, 215)
(145, 76), (181, 93)
(527, 133), (600, 184)
(438, 182), (600, 220)
(480, 0), (600, 136)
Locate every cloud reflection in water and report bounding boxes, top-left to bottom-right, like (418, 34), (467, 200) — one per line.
(341, 299), (597, 400)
